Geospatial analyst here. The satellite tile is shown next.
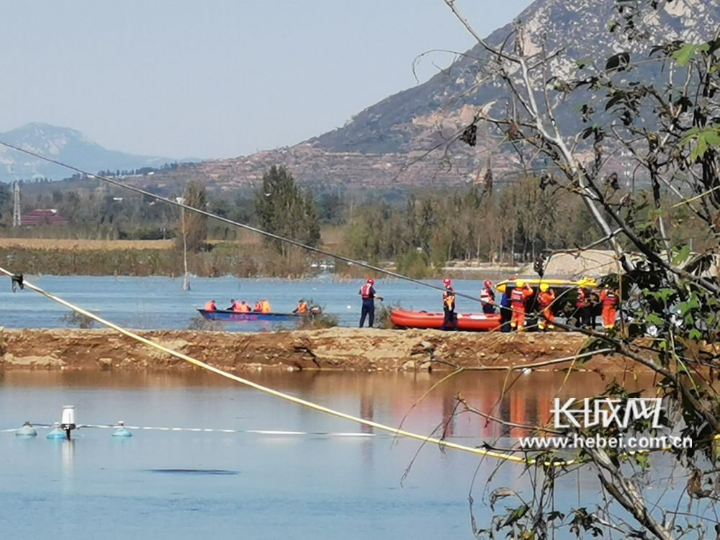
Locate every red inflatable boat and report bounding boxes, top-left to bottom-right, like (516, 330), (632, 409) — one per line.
(390, 309), (502, 332)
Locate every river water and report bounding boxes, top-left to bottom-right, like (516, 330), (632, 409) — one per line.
(0, 370), (663, 540)
(0, 275), (492, 331)
(0, 276), (688, 538)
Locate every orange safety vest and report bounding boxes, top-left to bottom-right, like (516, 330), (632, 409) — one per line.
(511, 287), (528, 307)
(261, 300), (271, 313)
(254, 302), (262, 312)
(538, 291), (555, 309)
(297, 302), (308, 314)
(443, 290), (456, 310)
(600, 290), (619, 307)
(238, 303), (251, 313)
(204, 301), (216, 311)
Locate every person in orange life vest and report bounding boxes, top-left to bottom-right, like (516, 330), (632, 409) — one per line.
(575, 287), (592, 328)
(359, 278), (382, 327)
(480, 280), (495, 314)
(238, 301), (251, 313)
(293, 299), (309, 315)
(253, 301), (263, 312)
(537, 283), (556, 331)
(442, 278), (458, 331)
(599, 284), (619, 330)
(510, 279), (534, 331)
(204, 300), (217, 312)
(261, 299), (272, 313)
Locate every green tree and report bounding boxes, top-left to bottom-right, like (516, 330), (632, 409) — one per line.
(254, 166), (320, 254)
(441, 0), (720, 537)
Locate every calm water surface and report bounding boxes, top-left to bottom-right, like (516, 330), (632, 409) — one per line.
(0, 275), (497, 330)
(0, 370), (667, 540)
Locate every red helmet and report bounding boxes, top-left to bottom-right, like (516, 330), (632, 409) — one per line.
(443, 278), (452, 287)
(484, 280), (493, 288)
(367, 278), (375, 285)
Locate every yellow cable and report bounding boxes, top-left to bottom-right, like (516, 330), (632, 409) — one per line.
(1, 268), (553, 465)
(8, 269), (715, 466)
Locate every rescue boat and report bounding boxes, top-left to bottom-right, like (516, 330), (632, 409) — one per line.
(390, 309), (502, 332)
(494, 277), (598, 293)
(198, 309), (300, 322)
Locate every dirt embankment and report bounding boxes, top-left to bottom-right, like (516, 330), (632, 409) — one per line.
(0, 328), (644, 373)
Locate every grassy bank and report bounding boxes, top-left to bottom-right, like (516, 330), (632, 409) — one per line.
(0, 243), (317, 277)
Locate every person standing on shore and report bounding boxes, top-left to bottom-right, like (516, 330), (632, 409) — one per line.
(575, 286), (592, 328)
(359, 278), (382, 328)
(480, 280), (495, 314)
(599, 284), (619, 330)
(442, 278), (458, 331)
(537, 284), (556, 331)
(499, 277), (515, 333)
(510, 279), (533, 331)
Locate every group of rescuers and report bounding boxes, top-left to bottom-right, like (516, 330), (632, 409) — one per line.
(358, 277), (620, 332)
(203, 298), (311, 315)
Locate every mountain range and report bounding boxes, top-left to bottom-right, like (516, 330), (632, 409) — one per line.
(6, 0), (719, 191)
(0, 123), (178, 183)
(140, 0), (720, 192)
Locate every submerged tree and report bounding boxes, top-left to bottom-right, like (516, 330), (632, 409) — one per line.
(430, 0), (720, 537)
(255, 166), (320, 255)
(176, 180), (208, 253)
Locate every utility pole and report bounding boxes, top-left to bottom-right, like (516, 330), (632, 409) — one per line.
(12, 181), (21, 228)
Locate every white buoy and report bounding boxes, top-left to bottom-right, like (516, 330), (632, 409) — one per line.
(59, 405), (77, 440)
(347, 305), (352, 310)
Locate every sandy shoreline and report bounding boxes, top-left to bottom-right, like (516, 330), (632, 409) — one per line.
(0, 327), (643, 373)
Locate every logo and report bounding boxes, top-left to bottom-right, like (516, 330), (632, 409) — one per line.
(519, 397), (691, 451)
(551, 398), (663, 429)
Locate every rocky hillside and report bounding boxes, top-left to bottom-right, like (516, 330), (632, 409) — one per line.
(0, 123), (179, 182)
(17, 0), (719, 192)
(313, 0), (720, 155)
(138, 0), (717, 192)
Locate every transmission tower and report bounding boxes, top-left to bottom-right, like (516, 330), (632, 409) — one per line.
(12, 181), (21, 227)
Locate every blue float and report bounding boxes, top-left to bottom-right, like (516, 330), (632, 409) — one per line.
(15, 422), (37, 437)
(47, 425), (66, 440)
(112, 421), (132, 438)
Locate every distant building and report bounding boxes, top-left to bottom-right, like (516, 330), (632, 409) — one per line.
(20, 209), (68, 227)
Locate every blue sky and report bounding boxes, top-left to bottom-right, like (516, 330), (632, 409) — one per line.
(1, 0), (534, 159)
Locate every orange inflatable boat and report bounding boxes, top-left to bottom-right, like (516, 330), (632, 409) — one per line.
(390, 309), (502, 332)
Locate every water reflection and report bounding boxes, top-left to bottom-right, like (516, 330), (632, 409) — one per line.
(0, 369), (648, 440)
(0, 370), (665, 540)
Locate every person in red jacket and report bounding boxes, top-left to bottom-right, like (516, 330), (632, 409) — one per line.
(359, 278), (382, 327)
(480, 280), (495, 314)
(575, 286), (592, 328)
(599, 284), (619, 330)
(510, 279), (534, 331)
(537, 283), (556, 331)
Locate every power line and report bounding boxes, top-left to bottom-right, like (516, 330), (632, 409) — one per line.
(0, 266), (539, 465)
(0, 140), (485, 303)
